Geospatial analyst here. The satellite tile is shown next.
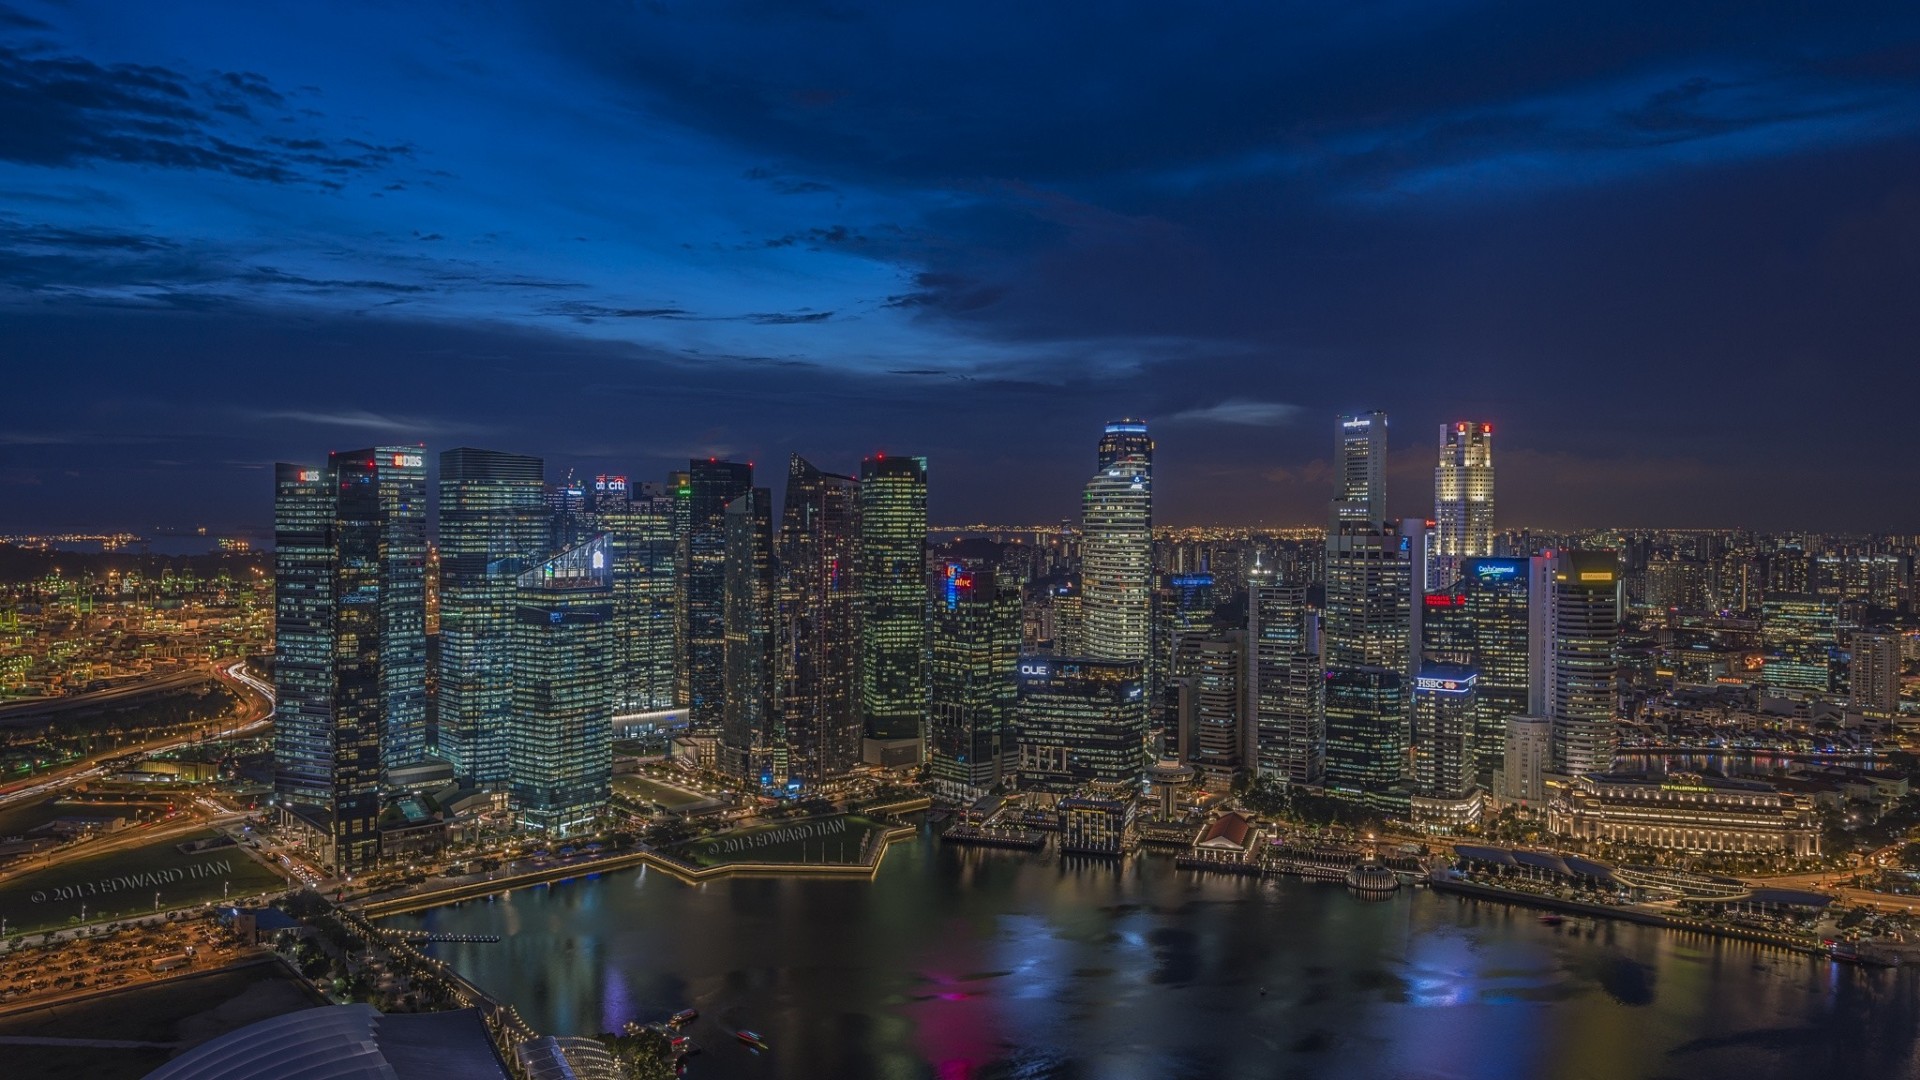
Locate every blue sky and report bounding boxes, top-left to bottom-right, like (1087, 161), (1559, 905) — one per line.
(2, 1), (1918, 531)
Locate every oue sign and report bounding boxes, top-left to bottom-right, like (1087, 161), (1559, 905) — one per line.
(1018, 662), (1051, 679)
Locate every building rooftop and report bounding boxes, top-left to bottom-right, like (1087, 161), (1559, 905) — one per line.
(146, 1004), (510, 1080)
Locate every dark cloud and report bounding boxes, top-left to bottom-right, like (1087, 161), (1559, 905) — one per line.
(747, 310), (832, 324)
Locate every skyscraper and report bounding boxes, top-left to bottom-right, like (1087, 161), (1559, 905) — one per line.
(1851, 630), (1902, 716)
(779, 456), (861, 786)
(1432, 422), (1494, 589)
(1014, 657), (1148, 795)
(437, 447), (547, 787)
(1461, 556), (1550, 784)
(929, 562), (1021, 800)
(721, 488), (779, 785)
(271, 447), (428, 872)
(683, 459), (753, 730)
(1331, 411), (1387, 531)
(857, 454), (929, 765)
(1322, 412), (1411, 808)
(334, 456), (430, 776)
(1174, 632), (1245, 782)
(509, 535), (614, 836)
(1411, 664), (1479, 823)
(1761, 594), (1839, 694)
(598, 481), (679, 715)
(1082, 421), (1153, 668)
(1247, 583), (1323, 787)
(1551, 550), (1621, 776)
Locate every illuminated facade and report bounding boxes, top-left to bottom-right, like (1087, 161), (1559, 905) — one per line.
(929, 563), (1021, 800)
(857, 454), (930, 764)
(1463, 556), (1551, 783)
(1331, 411), (1387, 531)
(779, 457), (861, 786)
(597, 481), (679, 714)
(1851, 631), (1902, 716)
(1760, 594), (1838, 694)
(1550, 772), (1820, 857)
(1247, 584), (1322, 786)
(1323, 666), (1406, 810)
(1082, 425), (1153, 670)
(272, 447), (427, 871)
(1411, 664), (1478, 800)
(1432, 421), (1494, 589)
(437, 448), (547, 787)
(1015, 657), (1148, 796)
(682, 459), (753, 731)
(1551, 551), (1621, 776)
(721, 488), (779, 786)
(1174, 632), (1245, 782)
(509, 535), (614, 836)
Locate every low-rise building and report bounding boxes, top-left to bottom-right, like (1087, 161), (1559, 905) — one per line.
(1549, 772), (1820, 857)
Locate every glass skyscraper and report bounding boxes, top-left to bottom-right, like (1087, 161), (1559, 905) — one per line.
(721, 487), (779, 785)
(1551, 550), (1621, 776)
(779, 456), (861, 786)
(857, 454), (929, 764)
(1082, 420), (1153, 668)
(509, 535), (614, 836)
(683, 459), (753, 731)
(1322, 665), (1406, 810)
(598, 480), (679, 714)
(1248, 583), (1322, 786)
(271, 446), (427, 871)
(1014, 656), (1148, 796)
(437, 447), (547, 787)
(929, 562), (1020, 800)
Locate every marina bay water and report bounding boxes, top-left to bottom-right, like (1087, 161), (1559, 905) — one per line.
(390, 822), (1920, 1079)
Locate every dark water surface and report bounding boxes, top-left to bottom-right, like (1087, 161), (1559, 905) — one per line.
(391, 824), (1920, 1080)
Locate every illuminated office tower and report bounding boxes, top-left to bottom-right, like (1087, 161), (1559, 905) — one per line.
(508, 535), (614, 836)
(1322, 666), (1406, 808)
(1760, 594), (1839, 694)
(598, 481), (679, 714)
(1411, 664), (1479, 806)
(1173, 632), (1245, 782)
(1153, 571), (1216, 715)
(1247, 584), (1322, 786)
(437, 448), (547, 787)
(721, 488), (779, 785)
(929, 563), (1021, 800)
(546, 471), (589, 550)
(1082, 423), (1153, 667)
(1432, 422), (1494, 589)
(1851, 631), (1902, 716)
(779, 457), (861, 786)
(271, 447), (427, 872)
(1551, 551), (1621, 776)
(1014, 657), (1148, 795)
(668, 468), (691, 709)
(1096, 417), (1154, 473)
(683, 459), (753, 730)
(857, 454), (930, 765)
(1331, 411), (1387, 531)
(1461, 556), (1550, 783)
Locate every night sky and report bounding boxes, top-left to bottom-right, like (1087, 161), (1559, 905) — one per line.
(2, 3), (1917, 533)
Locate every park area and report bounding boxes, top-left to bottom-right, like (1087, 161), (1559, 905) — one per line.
(0, 829), (285, 935)
(671, 814), (892, 869)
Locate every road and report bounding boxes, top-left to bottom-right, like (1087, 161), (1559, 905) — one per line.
(0, 660), (273, 810)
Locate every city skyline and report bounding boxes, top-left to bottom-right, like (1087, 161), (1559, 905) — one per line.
(4, 4), (1920, 533)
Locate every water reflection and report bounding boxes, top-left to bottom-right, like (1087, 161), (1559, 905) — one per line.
(391, 822), (1920, 1079)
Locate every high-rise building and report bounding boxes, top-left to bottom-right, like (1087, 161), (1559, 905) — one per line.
(1331, 411), (1387, 531)
(1082, 425), (1153, 668)
(779, 457), (861, 786)
(598, 482), (679, 715)
(1499, 713), (1552, 807)
(1460, 556), (1549, 783)
(1322, 666), (1406, 809)
(437, 448), (547, 787)
(1153, 571), (1216, 718)
(1174, 632), (1245, 782)
(857, 454), (929, 765)
(1432, 422), (1494, 589)
(1551, 551), (1621, 776)
(668, 468), (691, 709)
(545, 472), (589, 551)
(683, 459), (753, 730)
(1850, 630), (1902, 716)
(509, 535), (614, 836)
(1761, 594), (1839, 694)
(1014, 657), (1148, 796)
(721, 488), (779, 786)
(1411, 664), (1478, 801)
(1247, 584), (1322, 786)
(271, 447), (428, 872)
(929, 563), (1021, 800)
